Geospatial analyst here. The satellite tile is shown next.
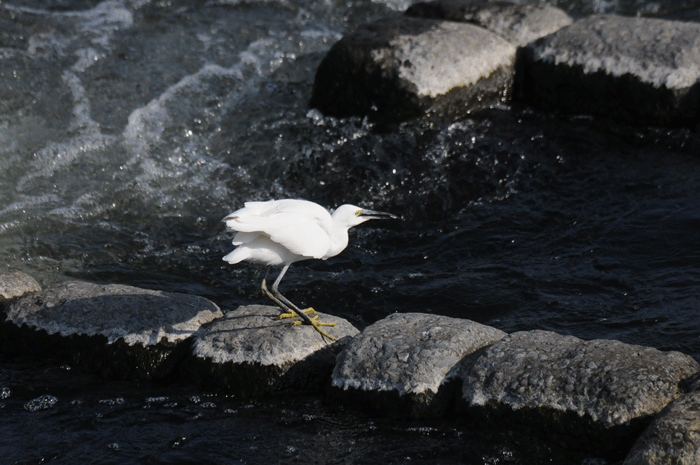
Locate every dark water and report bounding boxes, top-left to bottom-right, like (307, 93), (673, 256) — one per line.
(1, 362), (602, 464)
(2, 0), (700, 463)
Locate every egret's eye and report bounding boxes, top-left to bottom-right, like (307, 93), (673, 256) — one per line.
(355, 209), (362, 217)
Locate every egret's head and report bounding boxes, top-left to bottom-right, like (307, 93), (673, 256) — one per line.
(333, 204), (397, 228)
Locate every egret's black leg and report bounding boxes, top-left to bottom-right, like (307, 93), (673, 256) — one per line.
(261, 265), (336, 340)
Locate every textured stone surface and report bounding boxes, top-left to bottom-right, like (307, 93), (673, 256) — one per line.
(330, 313), (506, 417)
(184, 305), (359, 396)
(683, 370), (700, 392)
(406, 0), (572, 46)
(6, 280), (222, 345)
(310, 16), (515, 123)
(460, 330), (700, 456)
(0, 269), (41, 301)
(519, 15), (700, 123)
(1, 281), (223, 379)
(624, 391), (700, 465)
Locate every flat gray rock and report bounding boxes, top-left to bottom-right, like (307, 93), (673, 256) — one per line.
(310, 16), (516, 123)
(330, 312), (506, 417)
(624, 391), (700, 465)
(519, 14), (700, 123)
(406, 0), (572, 46)
(6, 280), (222, 345)
(2, 280), (223, 379)
(184, 305), (359, 396)
(460, 330), (700, 456)
(0, 269), (41, 301)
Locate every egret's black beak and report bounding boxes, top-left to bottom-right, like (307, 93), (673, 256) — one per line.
(358, 209), (398, 220)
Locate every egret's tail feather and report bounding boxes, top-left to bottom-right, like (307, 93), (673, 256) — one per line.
(223, 249), (248, 264)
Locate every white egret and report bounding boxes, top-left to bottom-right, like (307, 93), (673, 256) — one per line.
(223, 199), (396, 340)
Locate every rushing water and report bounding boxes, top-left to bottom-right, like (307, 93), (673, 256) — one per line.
(2, 0), (700, 463)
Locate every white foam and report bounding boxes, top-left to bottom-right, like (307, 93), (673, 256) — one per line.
(373, 0), (416, 12)
(66, 1), (133, 35)
(17, 134), (116, 191)
(122, 63), (244, 156)
(24, 395), (58, 412)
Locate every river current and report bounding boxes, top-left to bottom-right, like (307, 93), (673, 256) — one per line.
(2, 0), (700, 463)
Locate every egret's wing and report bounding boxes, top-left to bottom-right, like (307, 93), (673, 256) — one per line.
(223, 200), (332, 259)
(223, 201), (273, 232)
(232, 231), (260, 246)
(266, 213), (331, 259)
(224, 200), (324, 231)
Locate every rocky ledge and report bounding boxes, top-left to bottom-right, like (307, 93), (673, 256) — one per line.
(1, 270), (699, 463)
(459, 330), (698, 456)
(0, 269), (41, 302)
(329, 312), (506, 417)
(1, 279), (223, 380)
(310, 0), (700, 125)
(182, 305), (358, 396)
(309, 16), (517, 123)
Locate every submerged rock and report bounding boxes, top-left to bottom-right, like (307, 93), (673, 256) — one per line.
(518, 15), (700, 123)
(459, 330), (700, 457)
(1, 281), (223, 380)
(183, 305), (359, 396)
(624, 391), (700, 465)
(309, 16), (516, 123)
(330, 313), (506, 417)
(0, 269), (41, 302)
(405, 0), (572, 46)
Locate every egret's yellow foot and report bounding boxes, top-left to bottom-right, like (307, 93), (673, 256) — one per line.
(291, 314), (336, 327)
(292, 316), (336, 340)
(280, 311), (336, 340)
(278, 307), (316, 320)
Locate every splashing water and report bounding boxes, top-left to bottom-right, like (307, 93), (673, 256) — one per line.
(2, 0), (700, 463)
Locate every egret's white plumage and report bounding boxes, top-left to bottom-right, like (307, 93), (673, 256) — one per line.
(223, 199), (396, 340)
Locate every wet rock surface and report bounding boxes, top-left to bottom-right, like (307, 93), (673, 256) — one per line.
(405, 0), (572, 46)
(5, 281), (223, 345)
(184, 305), (358, 395)
(459, 330), (700, 457)
(330, 313), (506, 417)
(0, 269), (41, 302)
(1, 272), (699, 458)
(624, 391), (700, 465)
(309, 16), (515, 123)
(313, 4), (700, 126)
(519, 14), (700, 123)
(1, 281), (223, 379)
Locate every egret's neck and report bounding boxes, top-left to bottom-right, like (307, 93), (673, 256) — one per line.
(325, 223), (350, 259)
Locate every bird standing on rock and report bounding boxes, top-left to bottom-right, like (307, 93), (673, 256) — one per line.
(223, 199), (396, 340)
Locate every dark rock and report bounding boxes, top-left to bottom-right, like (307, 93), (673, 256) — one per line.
(406, 0), (572, 46)
(0, 269), (41, 303)
(183, 305), (359, 396)
(329, 313), (506, 418)
(624, 391), (700, 465)
(1, 281), (223, 380)
(309, 16), (516, 123)
(518, 14), (700, 124)
(682, 370), (700, 392)
(459, 330), (700, 458)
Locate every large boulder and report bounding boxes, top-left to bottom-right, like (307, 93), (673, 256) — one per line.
(459, 330), (700, 458)
(0, 269), (41, 303)
(405, 0), (572, 46)
(183, 305), (359, 396)
(623, 391), (700, 465)
(310, 16), (516, 123)
(330, 313), (506, 417)
(518, 14), (700, 123)
(1, 281), (223, 380)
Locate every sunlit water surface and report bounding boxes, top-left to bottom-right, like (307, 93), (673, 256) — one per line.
(2, 0), (700, 463)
